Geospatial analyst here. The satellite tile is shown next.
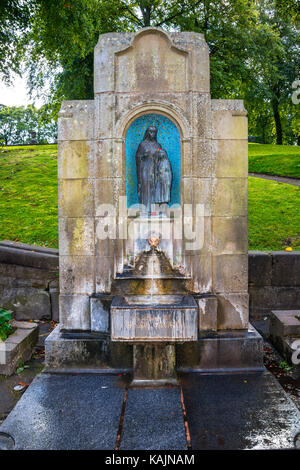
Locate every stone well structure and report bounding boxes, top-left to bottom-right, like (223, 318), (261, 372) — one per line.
(46, 28), (262, 377)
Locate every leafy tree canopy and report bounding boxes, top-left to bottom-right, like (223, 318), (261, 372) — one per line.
(0, 0), (299, 144)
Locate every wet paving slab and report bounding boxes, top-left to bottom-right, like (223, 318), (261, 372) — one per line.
(0, 374), (124, 450)
(0, 370), (299, 450)
(180, 370), (300, 450)
(120, 387), (187, 450)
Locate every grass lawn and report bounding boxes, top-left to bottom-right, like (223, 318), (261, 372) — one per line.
(249, 143), (300, 178)
(0, 144), (299, 251)
(0, 145), (58, 248)
(248, 176), (300, 250)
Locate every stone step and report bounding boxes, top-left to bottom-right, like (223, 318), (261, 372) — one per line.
(269, 310), (300, 365)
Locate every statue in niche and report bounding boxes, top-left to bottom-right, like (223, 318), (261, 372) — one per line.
(136, 126), (172, 212)
(154, 149), (172, 204)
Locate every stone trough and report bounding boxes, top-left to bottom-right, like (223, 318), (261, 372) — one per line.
(111, 295), (198, 342)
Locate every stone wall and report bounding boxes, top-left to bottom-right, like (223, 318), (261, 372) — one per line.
(0, 241), (299, 322)
(249, 251), (300, 319)
(0, 241), (59, 321)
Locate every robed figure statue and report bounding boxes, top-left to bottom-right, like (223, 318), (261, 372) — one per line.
(135, 126), (172, 212)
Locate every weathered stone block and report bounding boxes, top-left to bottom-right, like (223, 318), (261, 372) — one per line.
(249, 286), (277, 312)
(272, 252), (300, 287)
(182, 177), (193, 204)
(95, 256), (114, 293)
(189, 254), (212, 293)
(176, 325), (263, 371)
(45, 324), (133, 369)
(212, 216), (248, 254)
(213, 254), (248, 293)
(94, 140), (122, 178)
(191, 93), (212, 139)
(58, 140), (94, 179)
(192, 178), (212, 216)
(94, 94), (115, 139)
(95, 220), (116, 258)
(59, 294), (90, 331)
(59, 256), (94, 295)
(276, 287), (300, 309)
(94, 32), (132, 93)
(94, 177), (124, 215)
(90, 295), (110, 333)
(171, 31), (210, 93)
(59, 217), (94, 256)
(0, 241), (58, 270)
(0, 321), (39, 376)
(0, 286), (51, 320)
(182, 139), (192, 177)
(211, 101), (247, 140)
(212, 178), (247, 216)
(111, 295), (198, 341)
(217, 293), (249, 330)
(114, 29), (188, 94)
(270, 310), (300, 338)
(58, 179), (94, 218)
(0, 263), (55, 289)
(212, 139), (248, 178)
(133, 344), (176, 384)
(195, 295), (218, 331)
(192, 139), (212, 177)
(58, 100), (94, 141)
(185, 216), (211, 255)
(49, 286), (59, 322)
(248, 251), (272, 287)
(269, 311), (300, 365)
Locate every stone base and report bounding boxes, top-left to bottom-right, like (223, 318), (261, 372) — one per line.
(45, 325), (264, 375)
(45, 325), (132, 371)
(132, 344), (177, 386)
(0, 321), (39, 376)
(176, 324), (264, 372)
(269, 310), (300, 366)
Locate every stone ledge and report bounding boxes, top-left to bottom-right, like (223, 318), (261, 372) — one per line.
(45, 325), (133, 370)
(0, 321), (39, 376)
(0, 241), (58, 270)
(176, 324), (264, 371)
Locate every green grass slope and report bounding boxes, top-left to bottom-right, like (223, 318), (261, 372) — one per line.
(249, 143), (300, 178)
(0, 144), (299, 250)
(248, 176), (300, 250)
(0, 145), (58, 248)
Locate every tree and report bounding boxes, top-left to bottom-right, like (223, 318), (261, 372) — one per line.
(0, 0), (31, 83)
(244, 0), (300, 145)
(0, 0), (298, 145)
(0, 105), (57, 145)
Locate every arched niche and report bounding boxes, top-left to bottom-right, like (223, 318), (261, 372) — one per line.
(125, 113), (181, 208)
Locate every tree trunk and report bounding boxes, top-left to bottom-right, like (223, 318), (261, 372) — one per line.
(271, 98), (283, 145)
(262, 122), (266, 144)
(140, 5), (151, 26)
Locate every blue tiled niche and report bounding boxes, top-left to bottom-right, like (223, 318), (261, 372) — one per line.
(125, 113), (181, 207)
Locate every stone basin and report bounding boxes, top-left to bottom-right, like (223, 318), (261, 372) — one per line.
(111, 294), (198, 342)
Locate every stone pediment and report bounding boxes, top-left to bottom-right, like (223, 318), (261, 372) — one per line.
(115, 28), (188, 93)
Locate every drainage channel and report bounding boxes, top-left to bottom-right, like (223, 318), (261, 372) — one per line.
(114, 385), (192, 450)
(114, 388), (128, 450)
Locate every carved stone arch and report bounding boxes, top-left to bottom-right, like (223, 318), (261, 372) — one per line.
(115, 101), (191, 140)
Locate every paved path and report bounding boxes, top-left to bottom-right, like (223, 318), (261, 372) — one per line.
(249, 172), (300, 186)
(0, 370), (299, 450)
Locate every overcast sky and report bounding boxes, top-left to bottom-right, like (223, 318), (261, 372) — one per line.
(0, 74), (44, 108)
